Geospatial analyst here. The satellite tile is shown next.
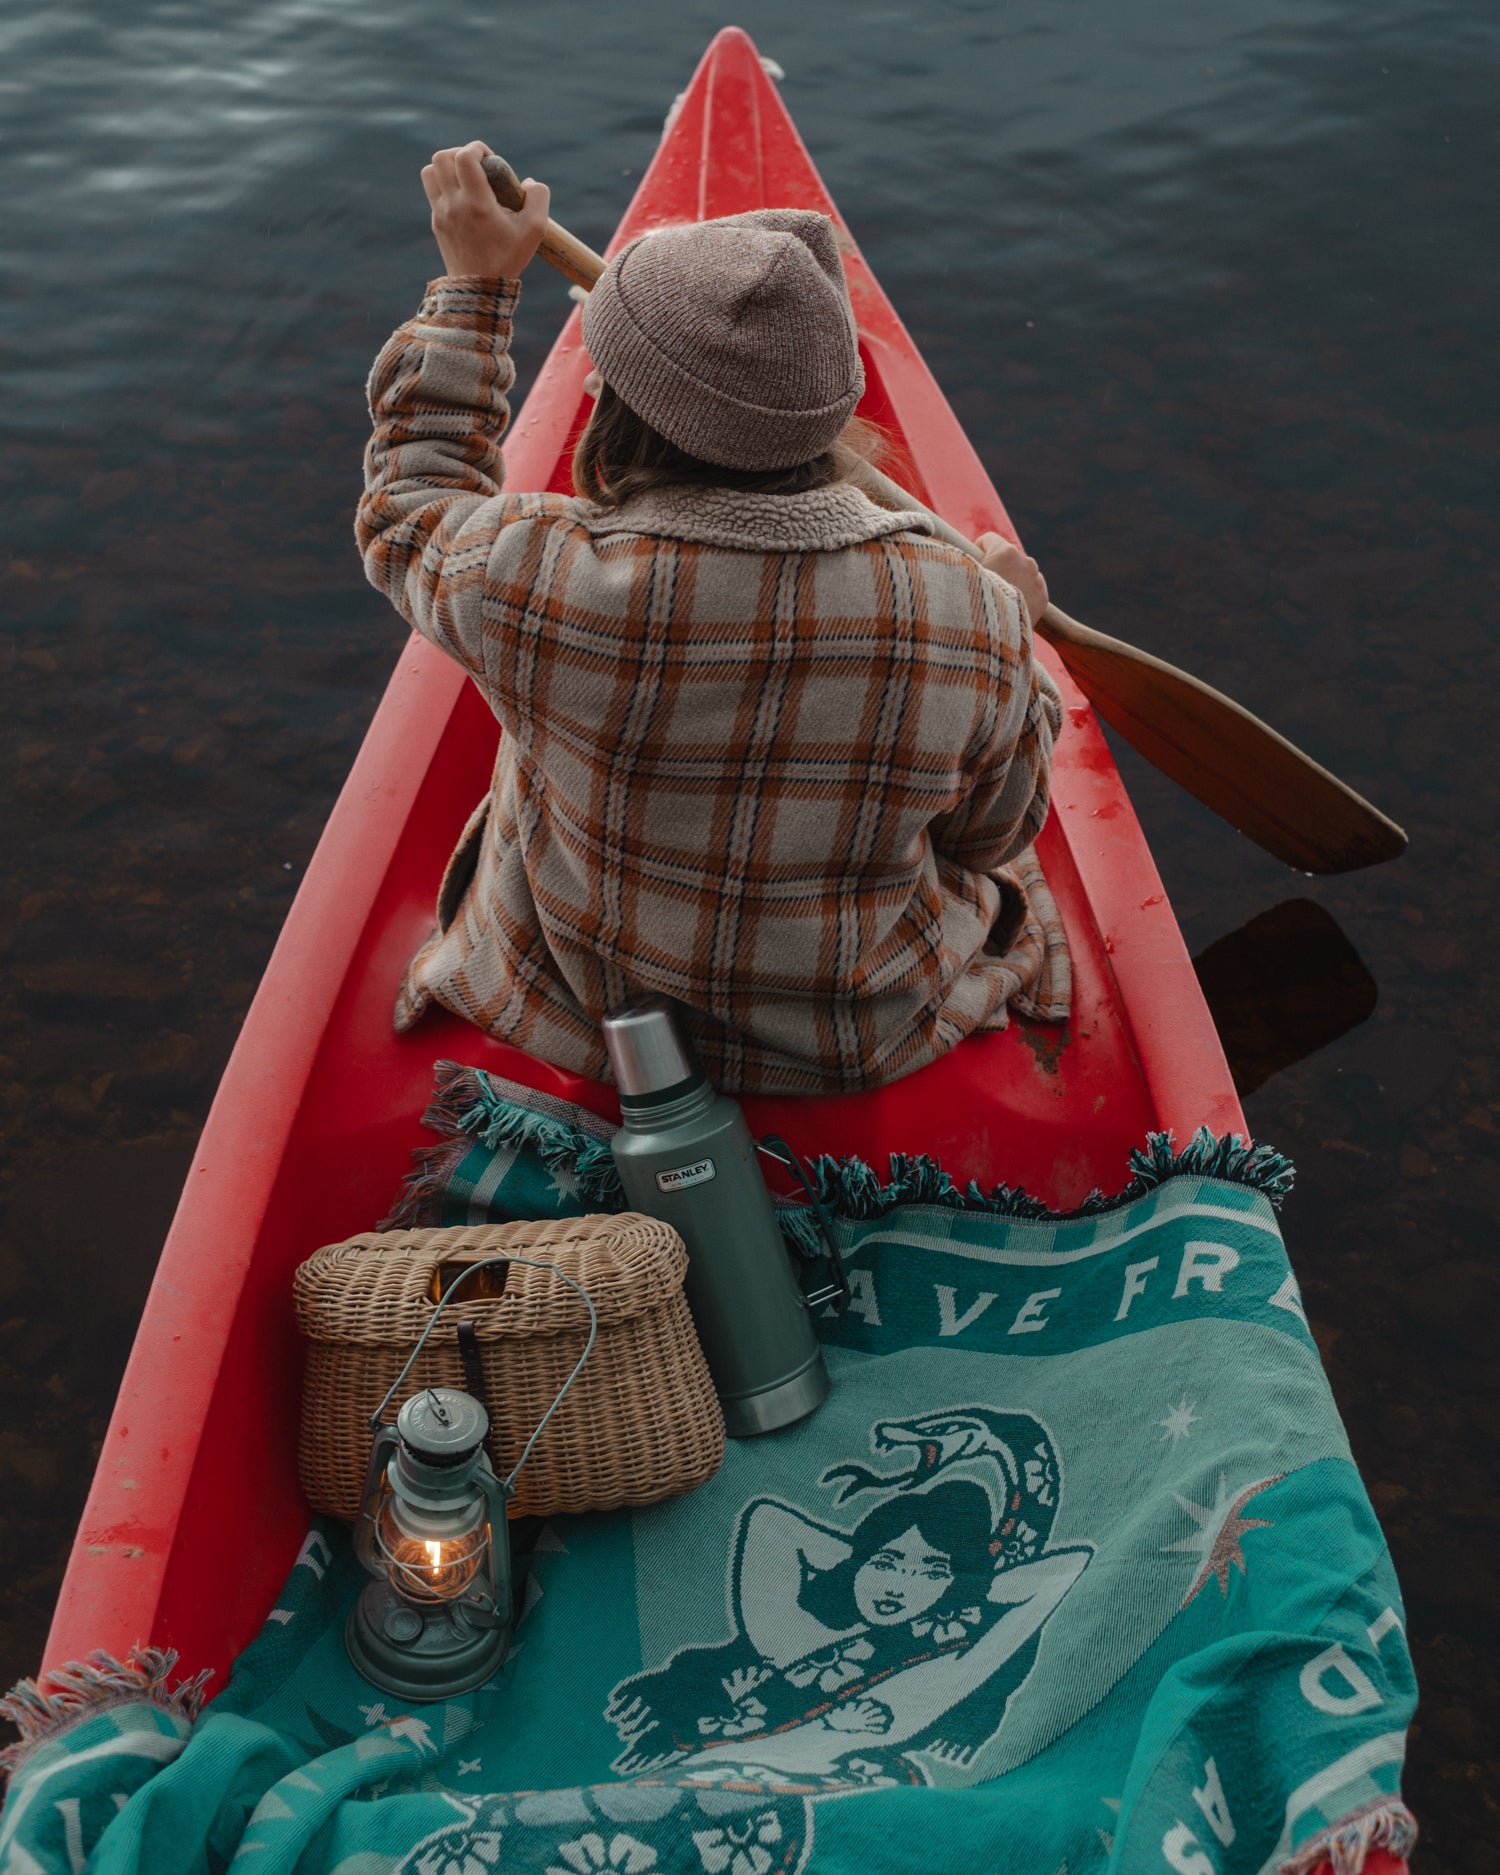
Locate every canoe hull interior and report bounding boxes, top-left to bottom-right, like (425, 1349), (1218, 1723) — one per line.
(44, 29), (1243, 1704)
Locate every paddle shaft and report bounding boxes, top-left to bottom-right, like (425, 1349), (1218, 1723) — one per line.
(478, 158), (1406, 874)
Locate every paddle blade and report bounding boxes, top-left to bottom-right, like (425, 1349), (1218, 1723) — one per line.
(1039, 610), (1408, 874)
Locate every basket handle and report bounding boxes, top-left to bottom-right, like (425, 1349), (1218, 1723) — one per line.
(369, 1255), (599, 1493)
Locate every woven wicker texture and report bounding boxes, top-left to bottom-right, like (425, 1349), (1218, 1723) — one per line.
(295, 1215), (724, 1522)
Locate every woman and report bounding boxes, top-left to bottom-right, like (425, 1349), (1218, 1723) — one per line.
(607, 1454), (1091, 1786)
(357, 143), (1070, 1094)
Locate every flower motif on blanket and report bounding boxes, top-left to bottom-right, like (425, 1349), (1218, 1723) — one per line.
(395, 1790), (814, 1875)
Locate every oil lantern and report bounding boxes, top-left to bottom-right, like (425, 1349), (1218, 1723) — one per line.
(346, 1386), (514, 1699)
(344, 1252), (597, 1701)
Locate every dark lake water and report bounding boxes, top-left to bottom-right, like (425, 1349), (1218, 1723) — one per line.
(2, 1), (1496, 1864)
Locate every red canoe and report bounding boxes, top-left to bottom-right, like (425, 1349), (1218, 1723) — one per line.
(40, 27), (1403, 1875)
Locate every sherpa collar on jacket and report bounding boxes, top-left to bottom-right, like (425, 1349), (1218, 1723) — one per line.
(570, 479), (938, 555)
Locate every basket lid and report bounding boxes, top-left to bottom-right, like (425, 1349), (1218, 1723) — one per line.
(294, 1213), (687, 1348)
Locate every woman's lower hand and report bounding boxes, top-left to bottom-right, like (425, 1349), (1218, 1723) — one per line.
(823, 1698), (893, 1735)
(976, 532), (1049, 628)
(421, 141), (551, 281)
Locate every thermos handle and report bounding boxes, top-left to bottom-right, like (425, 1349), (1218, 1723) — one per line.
(756, 1135), (851, 1314)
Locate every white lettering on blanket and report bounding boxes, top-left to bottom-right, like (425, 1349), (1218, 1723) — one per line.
(1008, 1289), (1061, 1335)
(1115, 1257), (1159, 1321)
(935, 1285), (998, 1337)
(1192, 1757), (1236, 1846)
(1299, 1644), (1383, 1716)
(843, 1267), (882, 1327)
(931, 1241), (1256, 1341)
(1173, 1243), (1241, 1298)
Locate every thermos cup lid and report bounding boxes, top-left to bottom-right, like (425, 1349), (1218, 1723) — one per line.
(602, 997), (705, 1101)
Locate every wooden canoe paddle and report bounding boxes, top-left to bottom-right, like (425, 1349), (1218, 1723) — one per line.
(480, 154), (1406, 875)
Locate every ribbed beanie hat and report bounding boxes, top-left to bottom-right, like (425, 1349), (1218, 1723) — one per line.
(581, 208), (865, 471)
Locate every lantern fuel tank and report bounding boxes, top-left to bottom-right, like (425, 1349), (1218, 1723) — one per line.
(603, 999), (829, 1438)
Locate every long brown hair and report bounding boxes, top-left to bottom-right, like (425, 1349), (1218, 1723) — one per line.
(572, 382), (882, 507)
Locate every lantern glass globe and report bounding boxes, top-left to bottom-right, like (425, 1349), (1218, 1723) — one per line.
(375, 1495), (487, 1603)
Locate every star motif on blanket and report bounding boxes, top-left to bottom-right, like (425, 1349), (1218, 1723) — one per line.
(547, 1163), (581, 1202)
(1163, 1472), (1284, 1606)
(1158, 1400), (1198, 1443)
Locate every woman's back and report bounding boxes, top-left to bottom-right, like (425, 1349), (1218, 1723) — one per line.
(359, 165), (1067, 1091)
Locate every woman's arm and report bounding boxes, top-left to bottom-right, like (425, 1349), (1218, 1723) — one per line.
(931, 650), (1063, 874)
(735, 1502), (856, 1668)
(913, 524), (1063, 874)
(355, 144), (550, 677)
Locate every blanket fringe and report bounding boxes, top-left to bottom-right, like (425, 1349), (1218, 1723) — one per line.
(1278, 1799), (1418, 1875)
(1, 1646), (210, 1778)
(799, 1126), (1294, 1228)
(383, 1062), (1295, 1241)
(379, 1134), (474, 1230)
(381, 1061), (626, 1232)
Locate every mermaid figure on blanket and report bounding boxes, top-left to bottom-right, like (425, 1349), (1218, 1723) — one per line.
(606, 1407), (1092, 1787)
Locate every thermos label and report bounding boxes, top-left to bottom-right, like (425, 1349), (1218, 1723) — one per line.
(656, 1157), (718, 1193)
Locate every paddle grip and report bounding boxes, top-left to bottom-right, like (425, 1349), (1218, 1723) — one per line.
(479, 154), (606, 291)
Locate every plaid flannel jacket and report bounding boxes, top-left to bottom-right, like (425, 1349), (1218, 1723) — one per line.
(357, 277), (1070, 1093)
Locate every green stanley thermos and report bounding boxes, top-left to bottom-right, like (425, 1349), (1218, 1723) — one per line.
(603, 997), (837, 1438)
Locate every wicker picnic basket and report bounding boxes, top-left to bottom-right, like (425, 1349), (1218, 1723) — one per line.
(294, 1213), (724, 1523)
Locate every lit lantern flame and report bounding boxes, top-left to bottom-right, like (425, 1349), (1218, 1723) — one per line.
(374, 1498), (486, 1602)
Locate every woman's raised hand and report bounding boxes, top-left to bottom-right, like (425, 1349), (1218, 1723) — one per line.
(976, 532), (1049, 630)
(421, 141), (551, 281)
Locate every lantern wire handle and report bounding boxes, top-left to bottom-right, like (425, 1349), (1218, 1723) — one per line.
(367, 1256), (599, 1493)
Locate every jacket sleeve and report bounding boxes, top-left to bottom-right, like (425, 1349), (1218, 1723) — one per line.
(931, 575), (1064, 873)
(356, 275), (527, 678)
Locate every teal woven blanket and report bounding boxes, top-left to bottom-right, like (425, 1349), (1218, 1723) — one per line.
(0, 1069), (1417, 1875)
